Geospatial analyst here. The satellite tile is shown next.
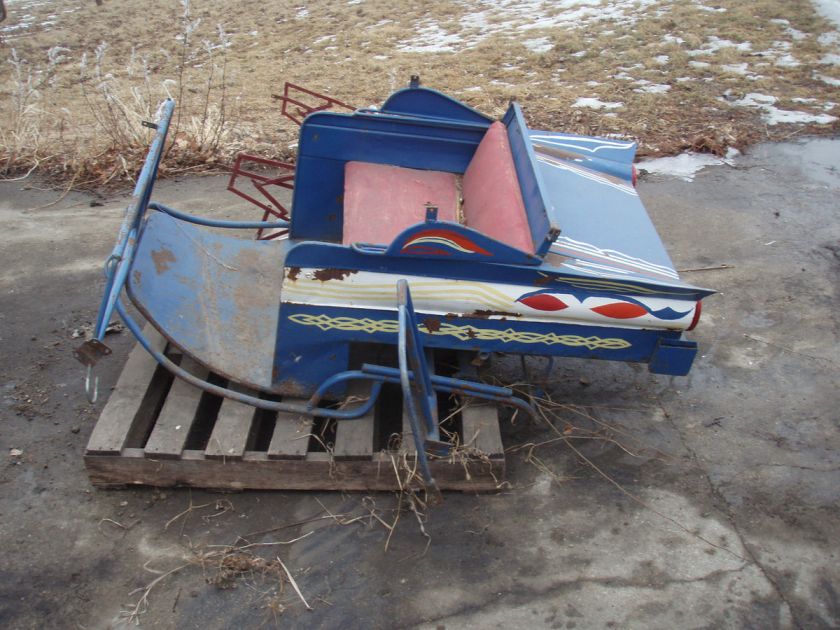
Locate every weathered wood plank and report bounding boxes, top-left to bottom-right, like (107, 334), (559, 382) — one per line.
(205, 394), (256, 460)
(333, 382), (376, 460)
(85, 449), (504, 492)
(267, 398), (312, 460)
(144, 357), (208, 459)
(86, 327), (167, 455)
(460, 402), (503, 456)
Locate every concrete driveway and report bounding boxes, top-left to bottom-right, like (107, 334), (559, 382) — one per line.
(1, 138), (838, 629)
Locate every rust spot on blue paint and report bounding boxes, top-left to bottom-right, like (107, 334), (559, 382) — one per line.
(151, 248), (176, 274)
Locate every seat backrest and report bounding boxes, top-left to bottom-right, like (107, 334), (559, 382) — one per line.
(461, 121), (534, 254)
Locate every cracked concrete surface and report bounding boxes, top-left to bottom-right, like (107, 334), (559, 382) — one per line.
(1, 137), (839, 629)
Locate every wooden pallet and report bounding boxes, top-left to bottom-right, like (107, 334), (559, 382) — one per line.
(84, 329), (506, 492)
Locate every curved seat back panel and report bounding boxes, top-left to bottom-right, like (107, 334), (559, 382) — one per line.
(127, 212), (287, 392)
(462, 121), (533, 254)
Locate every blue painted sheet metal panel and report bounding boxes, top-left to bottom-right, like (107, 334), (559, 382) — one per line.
(502, 103), (558, 257)
(380, 87), (493, 124)
(533, 147), (679, 282)
(127, 212), (289, 392)
(291, 111), (487, 241)
(529, 129), (637, 171)
(648, 337), (698, 376)
(385, 220), (541, 266)
(279, 303), (677, 366)
(290, 155), (345, 242)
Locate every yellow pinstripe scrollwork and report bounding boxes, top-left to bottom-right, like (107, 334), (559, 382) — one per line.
(287, 314), (631, 351)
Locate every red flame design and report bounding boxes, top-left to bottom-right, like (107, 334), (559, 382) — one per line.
(591, 302), (648, 319)
(519, 294), (569, 311)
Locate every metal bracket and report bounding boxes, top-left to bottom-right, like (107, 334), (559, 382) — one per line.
(73, 338), (112, 367)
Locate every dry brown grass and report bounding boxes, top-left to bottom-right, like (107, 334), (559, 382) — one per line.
(1, 0), (838, 189)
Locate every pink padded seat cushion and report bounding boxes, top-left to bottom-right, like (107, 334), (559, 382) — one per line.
(343, 162), (459, 245)
(462, 121), (533, 253)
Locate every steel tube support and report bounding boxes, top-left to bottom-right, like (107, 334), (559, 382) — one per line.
(148, 202), (290, 230)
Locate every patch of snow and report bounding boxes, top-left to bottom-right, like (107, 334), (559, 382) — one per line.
(653, 55), (670, 65)
(296, 7), (309, 19)
(572, 97), (623, 110)
(639, 152), (728, 182)
(775, 54), (801, 68)
(688, 36), (752, 57)
(634, 83), (671, 94)
(400, 0), (662, 53)
(397, 20), (460, 53)
(372, 54), (389, 60)
(770, 18), (807, 41)
(696, 4), (726, 12)
(730, 92), (839, 125)
(689, 61), (711, 69)
(820, 53), (840, 65)
(313, 35), (335, 44)
(523, 37), (553, 53)
(811, 0), (840, 29)
(818, 32), (839, 47)
(721, 63), (749, 75)
(663, 34), (684, 45)
(816, 73), (840, 86)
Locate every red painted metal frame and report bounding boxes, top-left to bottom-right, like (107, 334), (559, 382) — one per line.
(272, 81), (354, 126)
(226, 153), (295, 240)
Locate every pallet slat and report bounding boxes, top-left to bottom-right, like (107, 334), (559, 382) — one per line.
(334, 383), (376, 460)
(86, 449), (504, 492)
(461, 402), (503, 457)
(268, 398), (312, 460)
(205, 395), (256, 460)
(144, 357), (208, 459)
(85, 327), (167, 455)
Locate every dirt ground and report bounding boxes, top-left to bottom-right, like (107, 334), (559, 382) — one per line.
(1, 135), (839, 628)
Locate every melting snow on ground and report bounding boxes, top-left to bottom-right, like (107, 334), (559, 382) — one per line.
(397, 19), (462, 53)
(639, 149), (739, 182)
(572, 97), (623, 110)
(398, 0), (660, 53)
(523, 37), (554, 53)
(730, 92), (838, 125)
(811, 0), (840, 29)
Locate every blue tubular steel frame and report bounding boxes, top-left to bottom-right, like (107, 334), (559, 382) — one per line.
(76, 98), (536, 487)
(398, 278), (442, 487)
(93, 100), (175, 342)
(148, 202), (289, 231)
(115, 293), (534, 417)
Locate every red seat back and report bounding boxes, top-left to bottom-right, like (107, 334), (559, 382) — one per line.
(462, 121), (533, 254)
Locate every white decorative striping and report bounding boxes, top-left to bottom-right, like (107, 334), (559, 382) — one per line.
(551, 235), (679, 280)
(282, 269), (696, 331)
(529, 134), (636, 154)
(536, 154), (638, 197)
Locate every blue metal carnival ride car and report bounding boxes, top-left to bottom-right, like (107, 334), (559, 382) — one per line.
(76, 81), (712, 486)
